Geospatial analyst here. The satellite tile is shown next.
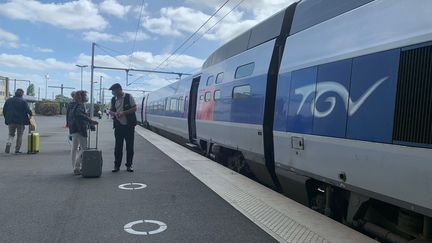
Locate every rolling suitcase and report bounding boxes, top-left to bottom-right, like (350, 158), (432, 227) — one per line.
(81, 125), (103, 178)
(27, 132), (40, 154)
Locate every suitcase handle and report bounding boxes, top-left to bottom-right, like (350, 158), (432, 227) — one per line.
(87, 123), (99, 150)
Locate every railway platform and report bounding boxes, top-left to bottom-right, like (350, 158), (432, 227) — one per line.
(0, 116), (375, 242)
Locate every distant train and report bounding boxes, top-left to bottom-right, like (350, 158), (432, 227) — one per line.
(137, 0), (432, 241)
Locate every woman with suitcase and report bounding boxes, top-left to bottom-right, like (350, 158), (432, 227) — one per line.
(67, 91), (98, 175)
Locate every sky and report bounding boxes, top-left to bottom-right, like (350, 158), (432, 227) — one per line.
(0, 0), (296, 101)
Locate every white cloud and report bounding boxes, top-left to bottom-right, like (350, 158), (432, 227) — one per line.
(76, 51), (204, 70)
(122, 31), (149, 42)
(0, 54), (73, 71)
(0, 27), (19, 48)
(99, 0), (131, 19)
(0, 0), (108, 30)
(142, 7), (210, 37)
(83, 31), (149, 43)
(144, 1), (297, 43)
(132, 75), (178, 91)
(34, 47), (54, 53)
(187, 0), (296, 20)
(0, 27), (18, 42)
(83, 31), (123, 43)
(132, 3), (149, 18)
(141, 6), (255, 42)
(66, 71), (115, 84)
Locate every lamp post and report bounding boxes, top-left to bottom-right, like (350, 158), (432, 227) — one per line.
(76, 64), (88, 90)
(44, 74), (49, 99)
(99, 76), (103, 104)
(90, 42), (95, 118)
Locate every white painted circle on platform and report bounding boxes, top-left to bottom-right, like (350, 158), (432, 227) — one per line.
(118, 183), (147, 190)
(124, 220), (167, 235)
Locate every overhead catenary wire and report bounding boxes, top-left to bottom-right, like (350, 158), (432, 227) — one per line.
(96, 44), (130, 68)
(152, 0), (231, 71)
(128, 0), (146, 69)
(96, 43), (127, 56)
(95, 0), (241, 86)
(162, 0), (247, 72)
(131, 0), (238, 85)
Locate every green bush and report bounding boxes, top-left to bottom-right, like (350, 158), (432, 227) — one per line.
(35, 101), (60, 116)
(84, 103), (105, 117)
(94, 103), (104, 116)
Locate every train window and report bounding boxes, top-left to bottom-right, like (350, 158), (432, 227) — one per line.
(214, 90), (221, 100)
(170, 98), (178, 111)
(232, 85), (251, 98)
(159, 101), (163, 111)
(178, 96), (184, 112)
(215, 72), (224, 84)
(184, 96), (189, 112)
(235, 62), (255, 79)
(206, 75), (214, 86)
(204, 92), (211, 102)
(165, 98), (170, 111)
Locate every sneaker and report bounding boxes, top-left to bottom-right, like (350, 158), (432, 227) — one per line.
(112, 167), (120, 173)
(14, 151), (23, 154)
(126, 167), (134, 172)
(73, 169), (81, 175)
(5, 143), (11, 154)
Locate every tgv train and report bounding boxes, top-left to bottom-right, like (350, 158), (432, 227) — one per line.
(138, 0), (432, 241)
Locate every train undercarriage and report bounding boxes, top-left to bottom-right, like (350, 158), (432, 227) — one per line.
(197, 139), (432, 243)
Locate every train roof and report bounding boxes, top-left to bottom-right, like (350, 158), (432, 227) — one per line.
(202, 0), (376, 69)
(202, 7), (287, 69)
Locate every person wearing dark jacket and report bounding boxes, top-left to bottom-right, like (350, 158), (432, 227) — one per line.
(109, 83), (137, 173)
(67, 91), (98, 175)
(3, 89), (32, 154)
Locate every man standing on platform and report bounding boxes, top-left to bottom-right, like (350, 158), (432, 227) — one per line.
(109, 83), (137, 172)
(3, 89), (32, 154)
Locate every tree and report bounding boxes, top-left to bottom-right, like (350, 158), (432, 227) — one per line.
(55, 94), (72, 102)
(26, 83), (35, 96)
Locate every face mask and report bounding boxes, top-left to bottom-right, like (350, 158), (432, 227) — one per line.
(84, 96), (89, 102)
(112, 91), (116, 96)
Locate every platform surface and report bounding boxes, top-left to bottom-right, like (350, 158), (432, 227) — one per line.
(0, 115), (375, 242)
(0, 116), (275, 242)
(136, 126), (375, 243)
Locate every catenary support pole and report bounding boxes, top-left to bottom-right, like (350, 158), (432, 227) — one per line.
(90, 42), (95, 118)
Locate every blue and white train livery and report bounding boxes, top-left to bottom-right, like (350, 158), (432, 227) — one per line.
(139, 0), (432, 241)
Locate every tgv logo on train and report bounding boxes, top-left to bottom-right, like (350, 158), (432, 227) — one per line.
(295, 77), (388, 118)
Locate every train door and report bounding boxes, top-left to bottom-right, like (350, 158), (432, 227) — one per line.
(188, 76), (200, 142)
(141, 93), (149, 125)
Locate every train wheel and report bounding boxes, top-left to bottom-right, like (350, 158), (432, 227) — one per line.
(227, 153), (246, 173)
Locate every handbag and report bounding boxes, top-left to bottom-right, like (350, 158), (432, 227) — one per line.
(29, 116), (37, 131)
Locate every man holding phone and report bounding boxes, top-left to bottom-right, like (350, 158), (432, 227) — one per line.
(109, 83), (137, 172)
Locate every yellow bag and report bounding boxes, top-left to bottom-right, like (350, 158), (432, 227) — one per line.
(28, 132), (39, 154)
(29, 116), (37, 131)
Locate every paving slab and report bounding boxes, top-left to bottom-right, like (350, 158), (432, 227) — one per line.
(0, 115), (276, 243)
